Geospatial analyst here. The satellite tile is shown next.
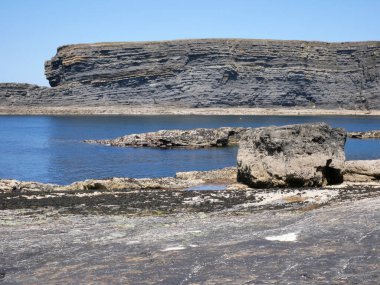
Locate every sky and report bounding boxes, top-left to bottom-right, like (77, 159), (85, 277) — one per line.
(1, 0), (379, 86)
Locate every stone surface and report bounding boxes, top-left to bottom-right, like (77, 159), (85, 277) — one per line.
(348, 130), (380, 139)
(84, 127), (247, 148)
(237, 123), (347, 188)
(1, 193), (379, 284)
(0, 179), (57, 193)
(344, 160), (380, 182)
(0, 167), (236, 193)
(0, 83), (49, 106)
(1, 39), (379, 110)
(175, 166), (237, 183)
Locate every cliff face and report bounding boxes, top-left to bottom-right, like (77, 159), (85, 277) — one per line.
(1, 39), (380, 110)
(0, 83), (49, 106)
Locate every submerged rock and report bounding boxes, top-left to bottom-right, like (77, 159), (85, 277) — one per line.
(84, 127), (247, 148)
(237, 123), (347, 188)
(343, 160), (380, 182)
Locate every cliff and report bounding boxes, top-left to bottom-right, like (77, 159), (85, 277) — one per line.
(1, 39), (380, 111)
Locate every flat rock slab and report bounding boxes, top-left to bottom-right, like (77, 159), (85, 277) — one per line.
(1, 195), (379, 284)
(344, 160), (380, 182)
(84, 127), (247, 148)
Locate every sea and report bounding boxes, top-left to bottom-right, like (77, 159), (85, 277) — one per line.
(0, 115), (379, 185)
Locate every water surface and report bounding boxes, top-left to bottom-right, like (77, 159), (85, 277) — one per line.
(0, 115), (379, 184)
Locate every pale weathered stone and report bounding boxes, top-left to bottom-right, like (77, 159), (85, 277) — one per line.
(237, 123), (347, 188)
(343, 160), (380, 182)
(175, 167), (237, 183)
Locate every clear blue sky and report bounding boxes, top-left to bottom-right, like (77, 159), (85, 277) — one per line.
(1, 0), (379, 86)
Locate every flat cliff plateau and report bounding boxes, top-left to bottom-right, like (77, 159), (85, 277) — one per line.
(1, 39), (379, 114)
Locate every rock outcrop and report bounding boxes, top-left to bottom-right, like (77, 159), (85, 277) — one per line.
(348, 130), (380, 139)
(237, 123), (347, 188)
(343, 160), (380, 182)
(85, 127), (247, 148)
(1, 39), (379, 110)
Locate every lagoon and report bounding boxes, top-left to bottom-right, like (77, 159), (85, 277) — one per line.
(0, 115), (379, 184)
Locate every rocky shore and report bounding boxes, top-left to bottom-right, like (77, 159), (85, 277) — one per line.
(1, 123), (380, 283)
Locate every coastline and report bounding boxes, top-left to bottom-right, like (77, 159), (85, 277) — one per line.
(0, 106), (379, 116)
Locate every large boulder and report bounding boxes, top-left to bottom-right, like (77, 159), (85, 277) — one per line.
(237, 123), (346, 188)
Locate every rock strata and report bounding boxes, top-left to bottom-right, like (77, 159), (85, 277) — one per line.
(343, 160), (380, 182)
(85, 127), (247, 148)
(0, 83), (49, 106)
(1, 39), (380, 111)
(237, 123), (347, 188)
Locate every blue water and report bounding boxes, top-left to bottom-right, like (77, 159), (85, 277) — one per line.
(0, 115), (379, 185)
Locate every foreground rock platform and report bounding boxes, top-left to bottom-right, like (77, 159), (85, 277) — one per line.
(1, 191), (379, 284)
(1, 166), (380, 283)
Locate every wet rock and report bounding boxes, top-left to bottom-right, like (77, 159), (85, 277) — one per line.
(84, 127), (247, 148)
(348, 130), (380, 139)
(343, 160), (380, 182)
(237, 123), (347, 188)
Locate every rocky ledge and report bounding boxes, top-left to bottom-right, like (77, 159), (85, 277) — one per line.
(85, 127), (380, 150)
(348, 130), (380, 139)
(84, 127), (247, 148)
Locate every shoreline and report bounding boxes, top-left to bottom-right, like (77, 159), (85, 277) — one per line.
(0, 106), (380, 116)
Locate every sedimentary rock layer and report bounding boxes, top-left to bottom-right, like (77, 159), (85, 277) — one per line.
(1, 39), (379, 110)
(343, 160), (380, 182)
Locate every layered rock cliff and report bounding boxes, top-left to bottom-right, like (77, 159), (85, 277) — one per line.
(1, 39), (379, 110)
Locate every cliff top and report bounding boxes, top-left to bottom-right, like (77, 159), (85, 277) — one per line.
(56, 38), (380, 52)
